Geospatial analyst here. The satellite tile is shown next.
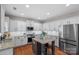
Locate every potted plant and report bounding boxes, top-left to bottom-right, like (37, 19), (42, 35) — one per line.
(40, 31), (47, 40)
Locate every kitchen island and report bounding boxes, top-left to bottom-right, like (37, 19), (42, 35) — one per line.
(32, 36), (56, 55)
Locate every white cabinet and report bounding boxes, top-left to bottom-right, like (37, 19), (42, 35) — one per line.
(16, 20), (26, 32)
(26, 20), (42, 31)
(20, 37), (27, 45)
(9, 18), (43, 32)
(9, 20), (17, 32)
(4, 17), (9, 32)
(13, 36), (28, 46)
(0, 48), (13, 55)
(43, 23), (50, 31)
(33, 23), (42, 31)
(13, 37), (20, 46)
(15, 38), (22, 46)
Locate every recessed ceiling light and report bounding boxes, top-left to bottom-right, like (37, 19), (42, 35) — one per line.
(66, 4), (70, 7)
(46, 12), (50, 15)
(21, 13), (24, 15)
(25, 5), (30, 8)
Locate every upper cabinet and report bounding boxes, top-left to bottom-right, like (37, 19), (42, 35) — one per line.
(33, 23), (42, 31)
(9, 19), (17, 32)
(4, 17), (9, 32)
(43, 23), (51, 31)
(26, 20), (42, 31)
(9, 19), (42, 32)
(16, 20), (26, 32)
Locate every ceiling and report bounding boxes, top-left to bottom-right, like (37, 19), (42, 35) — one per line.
(3, 4), (79, 22)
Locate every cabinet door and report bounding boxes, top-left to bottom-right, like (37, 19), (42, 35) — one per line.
(14, 37), (28, 46)
(9, 20), (17, 32)
(4, 17), (9, 32)
(24, 37), (27, 44)
(0, 48), (13, 55)
(15, 38), (22, 46)
(20, 37), (28, 45)
(21, 38), (25, 45)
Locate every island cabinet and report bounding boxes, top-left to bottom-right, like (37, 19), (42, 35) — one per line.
(32, 38), (55, 55)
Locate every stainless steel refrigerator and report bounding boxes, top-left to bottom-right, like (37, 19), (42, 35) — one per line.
(59, 24), (79, 55)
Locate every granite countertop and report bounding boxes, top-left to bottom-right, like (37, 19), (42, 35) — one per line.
(0, 36), (27, 50)
(0, 40), (15, 50)
(33, 36), (58, 44)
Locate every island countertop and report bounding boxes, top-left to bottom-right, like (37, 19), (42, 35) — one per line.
(33, 36), (58, 44)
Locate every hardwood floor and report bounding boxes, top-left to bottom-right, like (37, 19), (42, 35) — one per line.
(14, 44), (65, 55)
(55, 48), (66, 55)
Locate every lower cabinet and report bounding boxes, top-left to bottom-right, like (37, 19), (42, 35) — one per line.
(13, 37), (28, 46)
(0, 48), (13, 55)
